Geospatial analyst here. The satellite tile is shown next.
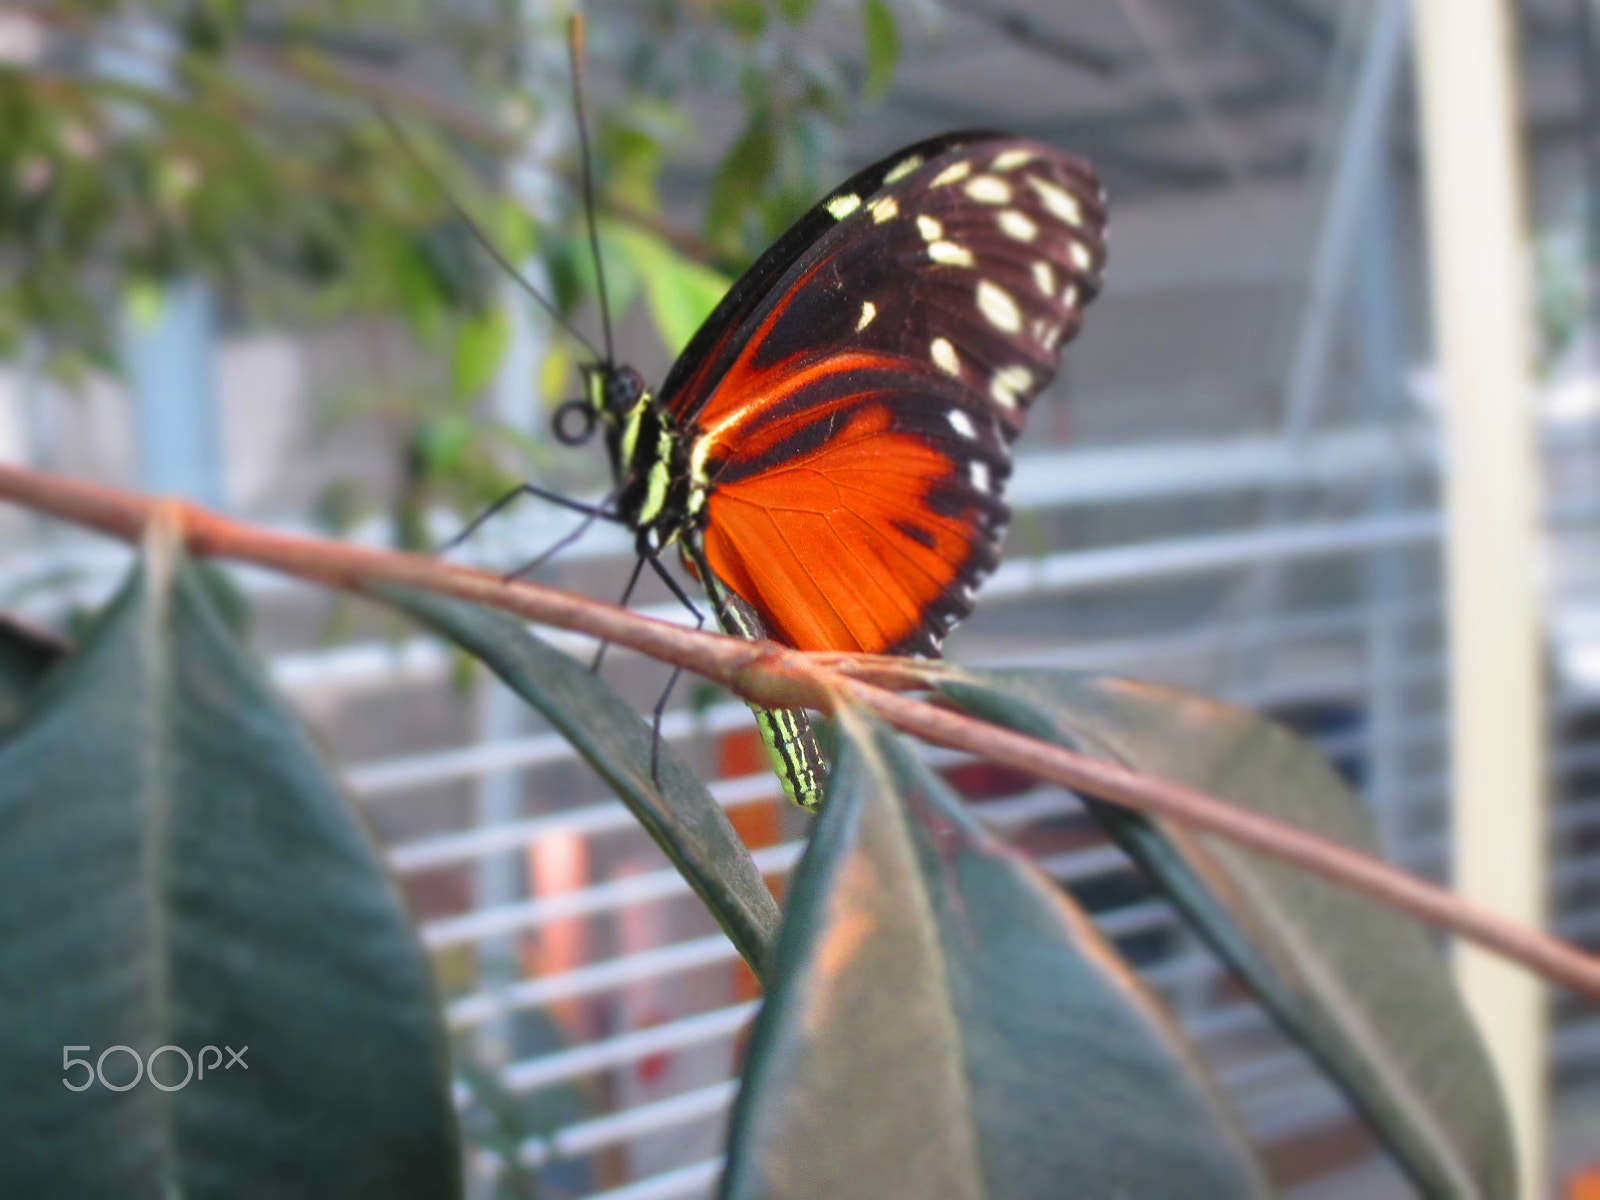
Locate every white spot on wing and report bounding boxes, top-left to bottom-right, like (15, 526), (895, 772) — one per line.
(965, 175), (1011, 204)
(1062, 283), (1080, 309)
(1031, 318), (1061, 352)
(975, 280), (1022, 334)
(931, 160), (971, 187)
(917, 215), (943, 242)
(857, 300), (877, 332)
(1032, 261), (1056, 296)
(870, 195), (899, 223)
(969, 460), (992, 492)
(1027, 176), (1085, 227)
(947, 409), (978, 439)
(1069, 242), (1094, 273)
(997, 210), (1037, 242)
(994, 364), (1034, 410)
(930, 337), (960, 376)
(929, 240), (974, 266)
(993, 148), (1036, 171)
(884, 155), (923, 185)
(826, 193), (861, 220)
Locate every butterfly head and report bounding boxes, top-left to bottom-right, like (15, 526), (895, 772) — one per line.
(554, 363), (648, 446)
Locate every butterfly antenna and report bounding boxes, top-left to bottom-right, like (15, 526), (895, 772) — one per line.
(376, 105), (602, 362)
(568, 12), (616, 366)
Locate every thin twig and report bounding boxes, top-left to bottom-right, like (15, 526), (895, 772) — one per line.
(1, 460), (1597, 1000)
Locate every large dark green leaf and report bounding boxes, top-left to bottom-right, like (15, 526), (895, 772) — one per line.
(372, 585), (781, 975)
(0, 550), (459, 1199)
(720, 715), (1271, 1200)
(0, 611), (67, 732)
(939, 668), (1516, 1200)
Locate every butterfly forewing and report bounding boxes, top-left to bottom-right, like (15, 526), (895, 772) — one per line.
(666, 135), (1105, 658)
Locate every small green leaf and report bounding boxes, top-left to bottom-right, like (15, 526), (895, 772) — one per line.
(124, 277), (165, 329)
(706, 111), (777, 256)
(862, 0), (900, 101)
(412, 414), (474, 478)
(718, 0), (769, 39)
(721, 714), (1271, 1200)
(938, 669), (1517, 1200)
(453, 303), (513, 398)
(372, 585), (780, 975)
(776, 0), (816, 24)
(607, 222), (732, 356)
(0, 551), (459, 1197)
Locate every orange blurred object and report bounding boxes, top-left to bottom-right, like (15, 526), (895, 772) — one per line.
(1568, 1166), (1600, 1200)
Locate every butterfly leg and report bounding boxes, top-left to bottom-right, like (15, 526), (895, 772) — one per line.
(502, 503), (623, 582)
(637, 550), (708, 787)
(437, 482), (613, 556)
(590, 554), (648, 673)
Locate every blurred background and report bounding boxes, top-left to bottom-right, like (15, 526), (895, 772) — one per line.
(1, 0), (1597, 1195)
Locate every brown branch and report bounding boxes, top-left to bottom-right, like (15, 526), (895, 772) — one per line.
(3, 459), (1598, 1001)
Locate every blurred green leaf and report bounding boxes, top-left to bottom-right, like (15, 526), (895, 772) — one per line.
(938, 669), (1517, 1200)
(777, 0), (817, 24)
(721, 714), (1272, 1200)
(608, 221), (731, 356)
(551, 225), (642, 331)
(0, 613), (67, 734)
(862, 0), (899, 102)
(599, 117), (668, 214)
(719, 0), (770, 40)
(414, 414), (476, 477)
(0, 548), (459, 1198)
(372, 585), (780, 975)
(454, 303), (513, 398)
(124, 277), (166, 329)
(706, 110), (777, 256)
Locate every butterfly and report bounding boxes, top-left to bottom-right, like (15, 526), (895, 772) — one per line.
(530, 130), (1109, 811)
(428, 127), (1108, 809)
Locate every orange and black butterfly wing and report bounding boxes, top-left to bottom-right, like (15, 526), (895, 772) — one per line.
(666, 134), (1107, 656)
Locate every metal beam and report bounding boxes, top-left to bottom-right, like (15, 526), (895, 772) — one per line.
(1412, 3), (1548, 1196)
(1280, 0), (1411, 440)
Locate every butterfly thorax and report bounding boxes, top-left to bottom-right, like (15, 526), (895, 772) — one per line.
(585, 365), (707, 557)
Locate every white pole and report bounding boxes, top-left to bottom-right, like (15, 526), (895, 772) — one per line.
(1411, 2), (1546, 1196)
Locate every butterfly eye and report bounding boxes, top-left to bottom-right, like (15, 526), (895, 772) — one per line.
(552, 398), (599, 446)
(605, 367), (646, 414)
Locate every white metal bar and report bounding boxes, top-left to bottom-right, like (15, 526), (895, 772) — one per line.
(1278, 0), (1412, 441)
(352, 699), (762, 798)
(502, 1000), (760, 1094)
(579, 1159), (723, 1200)
(422, 842), (801, 949)
(391, 768), (781, 873)
(1005, 424), (1435, 510)
(447, 934), (741, 1029)
(984, 510), (1439, 598)
(520, 1080), (739, 1168)
(1413, 2), (1547, 1192)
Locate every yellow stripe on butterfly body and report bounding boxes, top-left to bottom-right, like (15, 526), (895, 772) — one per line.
(691, 546), (828, 811)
